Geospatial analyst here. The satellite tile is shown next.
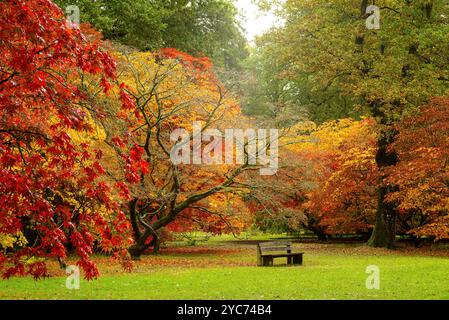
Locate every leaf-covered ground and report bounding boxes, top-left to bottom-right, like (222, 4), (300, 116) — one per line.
(1, 239), (449, 300)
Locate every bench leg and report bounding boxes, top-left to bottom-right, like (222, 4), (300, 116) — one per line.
(292, 255), (303, 265)
(287, 257), (292, 265)
(261, 256), (273, 266)
(261, 256), (268, 266)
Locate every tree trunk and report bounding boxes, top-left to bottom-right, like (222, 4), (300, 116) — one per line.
(368, 132), (398, 248)
(152, 236), (161, 254)
(368, 185), (397, 248)
(128, 236), (157, 260)
(128, 244), (145, 260)
(412, 236), (423, 248)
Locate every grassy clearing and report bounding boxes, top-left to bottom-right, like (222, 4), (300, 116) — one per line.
(1, 239), (449, 300)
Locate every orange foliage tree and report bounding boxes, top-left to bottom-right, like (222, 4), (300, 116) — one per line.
(386, 97), (449, 243)
(303, 119), (378, 237)
(246, 119), (378, 239)
(92, 49), (254, 258)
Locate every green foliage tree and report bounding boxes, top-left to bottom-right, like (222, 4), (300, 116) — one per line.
(160, 0), (248, 70)
(53, 0), (248, 69)
(242, 30), (361, 123)
(240, 39), (301, 119)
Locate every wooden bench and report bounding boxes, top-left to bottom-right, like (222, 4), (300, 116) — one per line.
(257, 241), (304, 266)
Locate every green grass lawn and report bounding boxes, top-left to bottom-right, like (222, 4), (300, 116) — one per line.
(1, 238), (449, 300)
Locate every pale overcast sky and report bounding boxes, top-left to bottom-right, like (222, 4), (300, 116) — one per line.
(235, 0), (280, 43)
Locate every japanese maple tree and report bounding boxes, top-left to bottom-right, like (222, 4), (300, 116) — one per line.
(0, 0), (130, 279)
(92, 49), (253, 259)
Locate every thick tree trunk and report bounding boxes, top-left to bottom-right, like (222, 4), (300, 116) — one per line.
(128, 243), (146, 260)
(368, 185), (397, 248)
(367, 132), (398, 248)
(128, 236), (158, 260)
(127, 198), (164, 259)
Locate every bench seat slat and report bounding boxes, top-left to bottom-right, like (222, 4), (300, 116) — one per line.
(259, 242), (292, 246)
(260, 252), (303, 257)
(260, 246), (292, 251)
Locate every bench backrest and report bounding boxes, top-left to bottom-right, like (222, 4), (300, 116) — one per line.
(258, 241), (292, 254)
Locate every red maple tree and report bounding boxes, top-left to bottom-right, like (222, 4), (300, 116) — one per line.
(0, 0), (130, 279)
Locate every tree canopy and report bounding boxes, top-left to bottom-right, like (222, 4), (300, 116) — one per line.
(53, 0), (249, 69)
